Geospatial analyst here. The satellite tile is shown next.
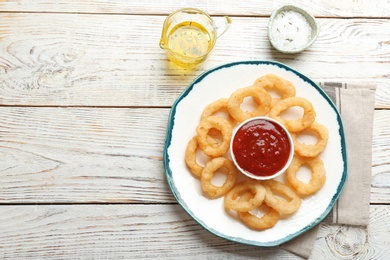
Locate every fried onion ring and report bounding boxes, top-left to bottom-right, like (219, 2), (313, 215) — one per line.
(262, 179), (301, 215)
(268, 97), (316, 132)
(201, 98), (237, 128)
(201, 157), (238, 198)
(291, 122), (329, 157)
(286, 155), (326, 196)
(196, 116), (232, 157)
(253, 74), (296, 105)
(185, 137), (205, 178)
(227, 86), (272, 122)
(238, 193), (280, 230)
(224, 180), (266, 212)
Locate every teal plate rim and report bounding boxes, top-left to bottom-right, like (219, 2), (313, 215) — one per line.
(163, 60), (348, 247)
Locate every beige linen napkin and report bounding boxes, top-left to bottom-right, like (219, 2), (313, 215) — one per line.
(281, 82), (376, 258)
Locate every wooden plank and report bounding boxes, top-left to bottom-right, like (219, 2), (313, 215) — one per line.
(0, 204), (387, 259)
(0, 107), (388, 204)
(0, 0), (389, 17)
(371, 110), (390, 203)
(0, 14), (389, 108)
(311, 205), (390, 259)
(0, 107), (174, 203)
(0, 204), (300, 259)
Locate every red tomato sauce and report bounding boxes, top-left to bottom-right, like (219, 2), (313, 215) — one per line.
(232, 118), (291, 177)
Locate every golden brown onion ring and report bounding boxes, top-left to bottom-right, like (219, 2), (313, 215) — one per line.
(262, 179), (301, 215)
(196, 116), (232, 157)
(201, 98), (237, 128)
(238, 193), (280, 231)
(185, 137), (206, 178)
(227, 86), (272, 122)
(286, 155), (326, 196)
(253, 74), (296, 105)
(268, 97), (316, 132)
(224, 180), (266, 212)
(201, 157), (238, 198)
(291, 122), (329, 157)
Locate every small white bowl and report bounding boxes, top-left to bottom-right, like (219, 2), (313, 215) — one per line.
(268, 4), (319, 54)
(230, 117), (294, 180)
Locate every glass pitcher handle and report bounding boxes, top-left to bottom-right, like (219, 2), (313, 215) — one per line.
(215, 16), (231, 38)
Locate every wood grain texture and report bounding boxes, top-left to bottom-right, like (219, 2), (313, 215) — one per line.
(371, 110), (390, 203)
(311, 205), (390, 259)
(0, 0), (389, 17)
(0, 204), (387, 259)
(0, 204), (300, 259)
(0, 2), (389, 259)
(0, 107), (173, 203)
(0, 107), (388, 204)
(0, 14), (389, 107)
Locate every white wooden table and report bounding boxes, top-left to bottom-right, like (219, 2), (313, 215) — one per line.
(0, 1), (389, 259)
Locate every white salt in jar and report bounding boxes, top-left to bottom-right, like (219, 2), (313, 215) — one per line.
(268, 5), (319, 54)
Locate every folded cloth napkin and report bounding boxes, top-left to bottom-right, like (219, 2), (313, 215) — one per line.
(281, 82), (376, 259)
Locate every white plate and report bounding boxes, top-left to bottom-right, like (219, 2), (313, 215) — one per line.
(164, 61), (347, 247)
